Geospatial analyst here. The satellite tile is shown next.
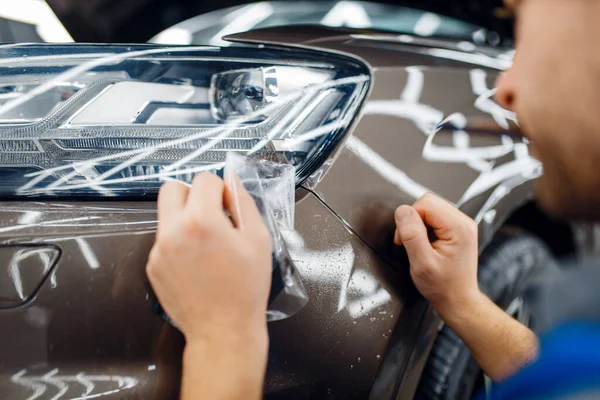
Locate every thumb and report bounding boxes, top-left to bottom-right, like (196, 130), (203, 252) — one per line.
(394, 205), (434, 264)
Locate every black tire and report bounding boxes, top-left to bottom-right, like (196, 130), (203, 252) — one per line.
(415, 229), (560, 400)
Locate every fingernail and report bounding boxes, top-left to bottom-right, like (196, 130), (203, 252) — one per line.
(395, 206), (413, 220)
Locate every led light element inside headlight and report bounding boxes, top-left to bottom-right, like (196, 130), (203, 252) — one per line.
(210, 66), (334, 121)
(0, 44), (369, 198)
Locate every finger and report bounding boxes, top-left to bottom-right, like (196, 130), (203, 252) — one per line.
(186, 173), (230, 223)
(157, 180), (189, 226)
(413, 193), (471, 241)
(394, 205), (434, 263)
(223, 172), (264, 231)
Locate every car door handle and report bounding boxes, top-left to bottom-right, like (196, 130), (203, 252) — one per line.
(0, 244), (60, 309)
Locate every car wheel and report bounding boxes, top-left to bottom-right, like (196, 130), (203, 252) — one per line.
(415, 229), (560, 400)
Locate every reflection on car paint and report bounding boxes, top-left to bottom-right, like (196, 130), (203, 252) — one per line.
(412, 13), (442, 37)
(357, 63), (539, 222)
(364, 67), (444, 136)
(74, 238), (100, 270)
(0, 204), (158, 296)
(209, 3), (275, 47)
(4, 247), (56, 304)
(474, 171), (538, 228)
(18, 211), (42, 225)
(471, 69), (517, 129)
(350, 33), (512, 70)
(151, 1), (489, 47)
(423, 114), (515, 164)
(348, 62), (538, 220)
(11, 369), (138, 400)
(458, 156), (541, 208)
(10, 249), (51, 298)
(425, 47), (511, 70)
(346, 136), (429, 200)
(321, 1), (371, 29)
(0, 216), (100, 234)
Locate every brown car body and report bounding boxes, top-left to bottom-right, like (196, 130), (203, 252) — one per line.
(0, 26), (539, 399)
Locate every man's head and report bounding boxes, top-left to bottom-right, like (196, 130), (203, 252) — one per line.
(495, 0), (600, 219)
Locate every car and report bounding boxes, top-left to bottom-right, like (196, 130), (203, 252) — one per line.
(0, 3), (577, 400)
(148, 1), (502, 47)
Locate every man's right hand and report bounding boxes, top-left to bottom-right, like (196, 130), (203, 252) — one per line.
(394, 193), (481, 319)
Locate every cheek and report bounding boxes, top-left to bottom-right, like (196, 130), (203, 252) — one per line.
(533, 150), (578, 217)
(514, 63), (562, 156)
(531, 124), (600, 217)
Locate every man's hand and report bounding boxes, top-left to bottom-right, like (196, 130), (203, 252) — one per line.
(394, 193), (480, 318)
(394, 193), (538, 381)
(146, 173), (273, 400)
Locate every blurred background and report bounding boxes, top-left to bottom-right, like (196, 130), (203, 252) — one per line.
(0, 0), (513, 46)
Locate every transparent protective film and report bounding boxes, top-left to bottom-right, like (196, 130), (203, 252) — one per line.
(225, 153), (308, 321)
(0, 44), (370, 199)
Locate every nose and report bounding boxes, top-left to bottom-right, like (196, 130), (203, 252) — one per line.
(494, 68), (517, 111)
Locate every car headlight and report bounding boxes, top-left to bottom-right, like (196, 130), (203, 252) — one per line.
(0, 44), (369, 198)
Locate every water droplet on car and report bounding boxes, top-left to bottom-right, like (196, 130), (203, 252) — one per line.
(357, 357), (361, 362)
(350, 365), (354, 370)
(376, 355), (381, 359)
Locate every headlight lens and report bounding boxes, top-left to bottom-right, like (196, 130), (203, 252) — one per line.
(0, 44), (369, 198)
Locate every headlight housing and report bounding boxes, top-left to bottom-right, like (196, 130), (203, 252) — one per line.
(0, 44), (369, 198)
